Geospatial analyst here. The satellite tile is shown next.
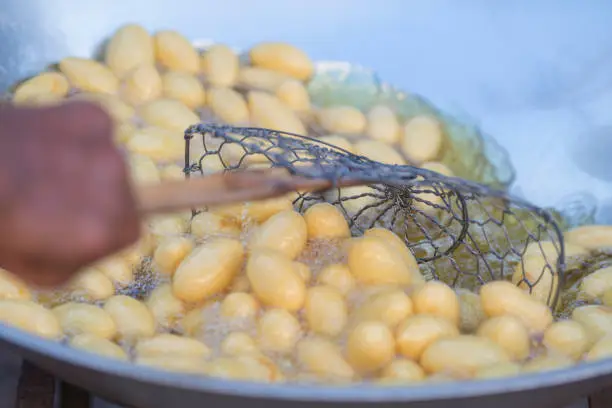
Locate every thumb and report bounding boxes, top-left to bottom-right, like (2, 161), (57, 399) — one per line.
(53, 101), (114, 143)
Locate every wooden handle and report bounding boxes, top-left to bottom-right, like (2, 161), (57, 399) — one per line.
(135, 168), (365, 214)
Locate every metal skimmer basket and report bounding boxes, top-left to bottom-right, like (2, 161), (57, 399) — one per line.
(184, 123), (565, 309)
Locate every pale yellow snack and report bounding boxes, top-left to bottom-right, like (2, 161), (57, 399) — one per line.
(154, 30), (199, 73)
(217, 142), (270, 168)
(161, 71), (206, 109)
(354, 139), (406, 165)
(0, 268), (31, 300)
(13, 72), (70, 103)
(571, 305), (612, 345)
(121, 230), (157, 265)
(420, 335), (510, 377)
(424, 373), (455, 383)
(412, 281), (460, 326)
(122, 64), (162, 106)
(512, 241), (577, 306)
(317, 264), (356, 295)
(380, 358), (425, 382)
(477, 315), (530, 360)
(475, 362), (521, 379)
(128, 154), (161, 185)
(0, 300), (61, 340)
(104, 295), (155, 341)
(178, 306), (205, 337)
(69, 333), (128, 360)
(248, 91), (306, 135)
(511, 254), (559, 306)
(237, 67), (292, 92)
(303, 203), (350, 240)
(95, 257), (133, 287)
(357, 285), (405, 300)
(152, 236), (195, 275)
(220, 292), (260, 319)
(276, 79), (311, 111)
(201, 44), (239, 87)
(543, 320), (589, 360)
(13, 93), (64, 107)
(207, 87), (250, 125)
(602, 289), (612, 307)
(523, 240), (586, 259)
(246, 249), (306, 311)
(206, 355), (281, 382)
(401, 115), (444, 164)
(136, 355), (208, 374)
(480, 281), (553, 333)
(346, 321), (395, 374)
(173, 238), (245, 303)
(324, 185), (378, 217)
(296, 336), (354, 378)
(59, 57), (119, 94)
(212, 195), (293, 224)
(145, 284), (185, 330)
(69, 269), (115, 301)
(249, 210), (307, 260)
(420, 161), (454, 177)
(411, 165), (453, 216)
(365, 105), (400, 144)
(115, 122), (137, 144)
(257, 308), (301, 354)
(304, 285), (347, 336)
(53, 302), (116, 340)
(293, 262), (312, 283)
(119, 241), (150, 269)
(456, 289), (486, 333)
(347, 236), (414, 286)
(148, 214), (188, 237)
(139, 99), (199, 133)
(249, 42), (314, 81)
(105, 24), (154, 78)
(409, 179), (447, 217)
(363, 228), (423, 284)
(72, 92), (135, 123)
(135, 333), (211, 358)
(316, 106), (366, 135)
(160, 164), (184, 181)
(353, 289), (413, 330)
(319, 135), (355, 153)
(522, 353), (573, 373)
(190, 212), (241, 239)
(221, 332), (260, 356)
(13, 92), (63, 106)
(564, 225), (612, 250)
(395, 315), (459, 360)
(580, 266), (612, 301)
(586, 335), (612, 361)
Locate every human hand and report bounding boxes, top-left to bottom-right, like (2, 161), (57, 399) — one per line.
(0, 101), (140, 286)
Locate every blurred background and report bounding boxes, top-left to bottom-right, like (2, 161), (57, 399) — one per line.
(3, 0), (612, 222)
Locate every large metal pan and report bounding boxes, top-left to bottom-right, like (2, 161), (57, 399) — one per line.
(0, 323), (611, 408)
(2, 1), (612, 407)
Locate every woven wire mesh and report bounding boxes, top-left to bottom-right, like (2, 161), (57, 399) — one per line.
(183, 123), (566, 308)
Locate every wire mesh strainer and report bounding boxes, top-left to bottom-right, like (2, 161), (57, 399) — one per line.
(184, 124), (565, 309)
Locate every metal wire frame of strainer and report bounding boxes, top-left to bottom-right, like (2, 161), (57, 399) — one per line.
(183, 123), (566, 309)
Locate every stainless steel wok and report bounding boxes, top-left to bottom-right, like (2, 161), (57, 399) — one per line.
(2, 0), (612, 407)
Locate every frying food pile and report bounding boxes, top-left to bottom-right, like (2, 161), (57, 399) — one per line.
(3, 23), (612, 385)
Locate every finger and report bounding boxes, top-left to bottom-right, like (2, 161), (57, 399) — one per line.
(0, 255), (77, 288)
(86, 145), (141, 252)
(1, 102), (114, 151)
(52, 101), (114, 144)
(21, 266), (76, 288)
